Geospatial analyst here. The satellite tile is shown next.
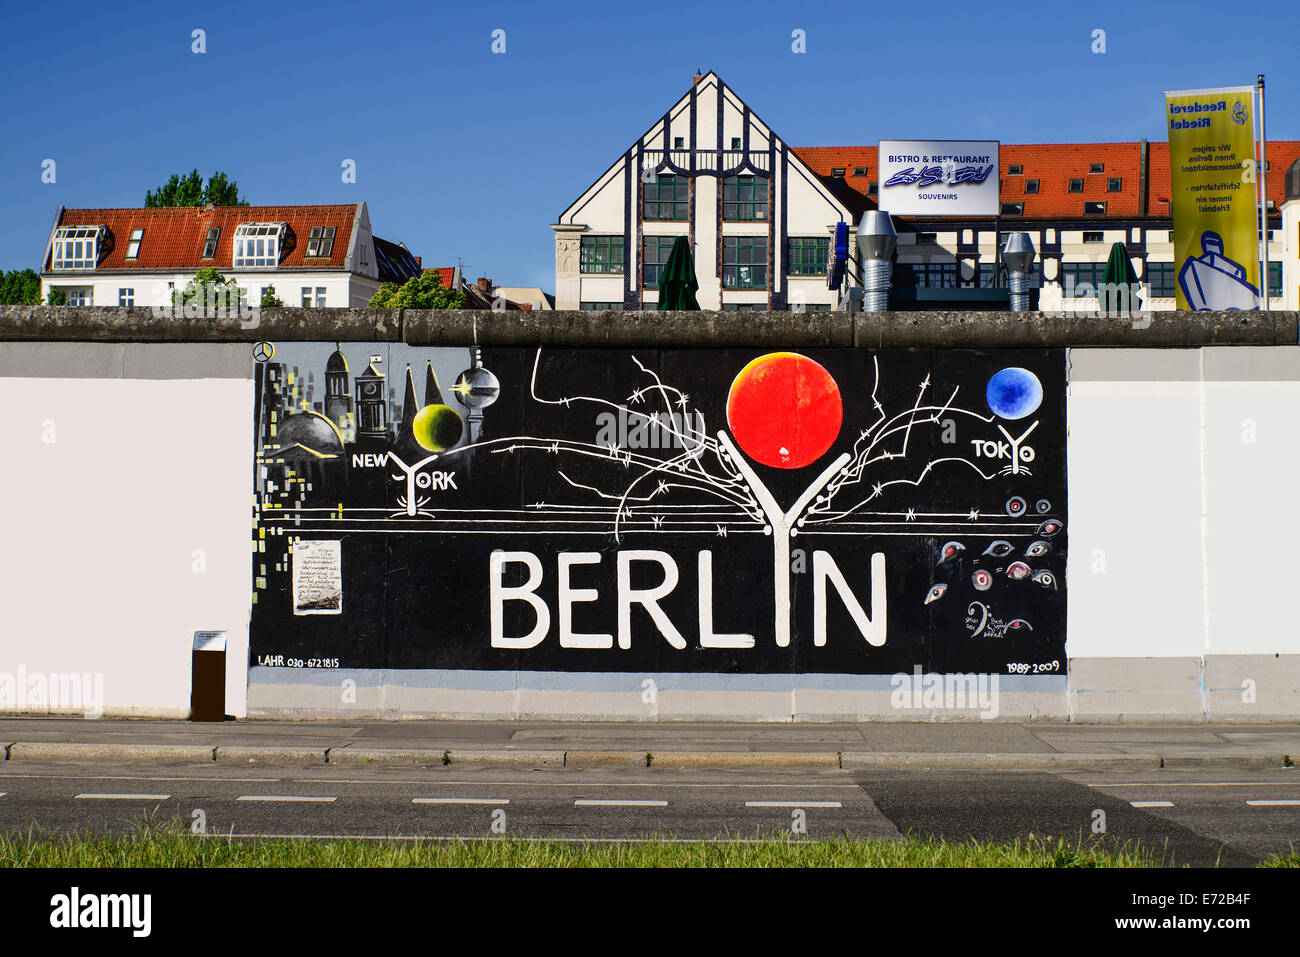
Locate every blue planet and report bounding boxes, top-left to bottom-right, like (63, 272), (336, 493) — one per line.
(986, 367), (1043, 419)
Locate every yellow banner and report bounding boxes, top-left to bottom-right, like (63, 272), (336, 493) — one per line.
(1165, 87), (1260, 310)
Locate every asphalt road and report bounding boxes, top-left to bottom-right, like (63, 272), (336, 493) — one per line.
(0, 761), (1295, 865)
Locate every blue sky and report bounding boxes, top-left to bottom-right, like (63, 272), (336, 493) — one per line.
(1, 0), (1295, 286)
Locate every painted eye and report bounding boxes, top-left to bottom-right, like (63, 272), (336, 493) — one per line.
(972, 569), (993, 591)
(983, 540), (1013, 558)
(938, 541), (966, 562)
(1007, 619), (1033, 631)
(1005, 496), (1027, 516)
(1006, 561), (1031, 580)
(924, 583), (948, 605)
(1036, 519), (1063, 537)
(1025, 541), (1050, 558)
(1035, 499), (1052, 514)
(1031, 570), (1057, 589)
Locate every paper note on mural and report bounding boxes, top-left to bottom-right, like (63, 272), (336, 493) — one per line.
(291, 539), (342, 615)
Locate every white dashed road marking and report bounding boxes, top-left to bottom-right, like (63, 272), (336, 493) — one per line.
(413, 798), (510, 805)
(745, 801), (842, 808)
(74, 793), (170, 800)
(236, 795), (337, 803)
(574, 799), (668, 807)
(1130, 801), (1175, 808)
(1246, 800), (1300, 807)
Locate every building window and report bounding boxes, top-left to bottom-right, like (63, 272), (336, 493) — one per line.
(867, 181), (878, 195)
(730, 137), (742, 150)
(125, 228), (143, 260)
(853, 167), (869, 177)
(51, 226), (102, 270)
(831, 167), (846, 178)
(787, 237), (829, 276)
(580, 235), (625, 274)
(360, 243), (368, 266)
(66, 288), (91, 306)
(723, 175), (768, 221)
(979, 262), (1039, 288)
(581, 301), (625, 311)
(1084, 201), (1107, 215)
(1000, 202), (1024, 215)
(904, 262), (958, 288)
(673, 136), (684, 148)
(118, 288), (134, 307)
(1060, 262), (1108, 293)
(1007, 164), (1023, 175)
(1068, 178), (1084, 193)
(1024, 179), (1039, 194)
(644, 174), (688, 221)
(914, 232), (937, 246)
(1268, 261), (1282, 297)
(722, 302), (766, 311)
(315, 287), (327, 307)
(1107, 177), (1123, 192)
(233, 222), (285, 267)
(1083, 231), (1104, 243)
(722, 236), (768, 289)
(1145, 262), (1176, 297)
(202, 227), (219, 258)
(1089, 163), (1105, 174)
(642, 236), (677, 288)
(306, 226), (336, 258)
(301, 286), (313, 307)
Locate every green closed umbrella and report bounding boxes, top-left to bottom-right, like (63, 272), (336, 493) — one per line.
(1101, 241), (1142, 313)
(656, 236), (700, 310)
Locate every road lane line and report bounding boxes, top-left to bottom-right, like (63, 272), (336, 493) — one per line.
(236, 795), (337, 803)
(745, 801), (842, 808)
(1130, 801), (1175, 808)
(413, 798), (510, 805)
(294, 780), (858, 788)
(574, 799), (668, 807)
(1246, 799), (1300, 807)
(75, 793), (171, 800)
(1086, 781), (1300, 788)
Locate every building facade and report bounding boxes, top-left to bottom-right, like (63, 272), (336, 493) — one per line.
(40, 202), (420, 309)
(555, 72), (1296, 312)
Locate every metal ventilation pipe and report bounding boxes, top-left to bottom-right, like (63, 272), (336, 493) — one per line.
(856, 211), (897, 312)
(1002, 232), (1037, 312)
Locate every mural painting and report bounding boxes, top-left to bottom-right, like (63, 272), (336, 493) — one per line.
(250, 345), (1067, 676)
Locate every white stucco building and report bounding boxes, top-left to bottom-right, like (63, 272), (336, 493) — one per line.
(40, 202), (422, 309)
(555, 72), (1295, 313)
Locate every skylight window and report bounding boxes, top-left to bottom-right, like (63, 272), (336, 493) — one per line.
(52, 226), (104, 270)
(232, 222), (286, 267)
(1007, 164), (1023, 175)
(306, 226), (336, 258)
(125, 228), (143, 260)
(202, 227), (219, 259)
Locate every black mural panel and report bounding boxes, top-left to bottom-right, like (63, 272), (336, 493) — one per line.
(250, 344), (1067, 676)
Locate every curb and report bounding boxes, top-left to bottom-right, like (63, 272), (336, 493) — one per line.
(1, 742), (1294, 771)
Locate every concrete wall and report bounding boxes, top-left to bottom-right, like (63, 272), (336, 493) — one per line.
(2, 306), (1299, 721)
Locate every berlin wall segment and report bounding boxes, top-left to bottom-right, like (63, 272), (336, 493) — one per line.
(251, 342), (1067, 680)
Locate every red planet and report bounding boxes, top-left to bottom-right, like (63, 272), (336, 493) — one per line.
(726, 352), (843, 469)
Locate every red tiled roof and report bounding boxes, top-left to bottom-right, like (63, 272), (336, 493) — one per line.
(793, 142), (1300, 220)
(45, 204), (360, 272)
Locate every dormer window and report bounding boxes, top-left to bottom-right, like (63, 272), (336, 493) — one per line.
(306, 226), (336, 258)
(125, 228), (143, 260)
(232, 222), (285, 267)
(201, 227), (220, 259)
(52, 226), (104, 270)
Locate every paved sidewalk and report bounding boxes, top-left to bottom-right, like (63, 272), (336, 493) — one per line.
(1, 717), (1298, 771)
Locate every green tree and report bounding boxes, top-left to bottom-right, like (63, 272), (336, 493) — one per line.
(0, 268), (42, 304)
(260, 284), (285, 307)
(368, 270), (467, 309)
(174, 266), (247, 312)
(46, 288), (66, 306)
(146, 170), (249, 208)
